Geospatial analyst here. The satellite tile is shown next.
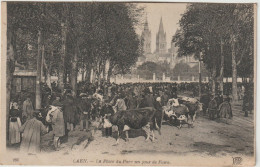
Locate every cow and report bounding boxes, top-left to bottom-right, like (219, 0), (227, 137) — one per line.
(103, 105), (163, 145)
(178, 100), (203, 124)
(163, 105), (191, 129)
(167, 97), (203, 123)
(163, 97), (202, 128)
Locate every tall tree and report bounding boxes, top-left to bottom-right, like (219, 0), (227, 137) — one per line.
(173, 3), (254, 100)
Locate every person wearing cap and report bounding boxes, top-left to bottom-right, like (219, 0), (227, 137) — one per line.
(208, 94), (218, 120)
(19, 110), (47, 154)
(218, 95), (233, 119)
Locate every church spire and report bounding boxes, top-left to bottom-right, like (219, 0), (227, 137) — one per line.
(159, 16), (164, 33)
(156, 16), (167, 54)
(141, 13), (151, 54)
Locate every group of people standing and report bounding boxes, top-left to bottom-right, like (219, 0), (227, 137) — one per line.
(9, 96), (47, 154)
(8, 80), (253, 154)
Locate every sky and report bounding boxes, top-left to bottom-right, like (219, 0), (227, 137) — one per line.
(136, 3), (188, 52)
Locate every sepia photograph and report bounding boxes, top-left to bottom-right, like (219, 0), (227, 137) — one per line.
(0, 1), (257, 166)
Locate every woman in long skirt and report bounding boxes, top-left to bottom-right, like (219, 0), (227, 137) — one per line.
(9, 100), (22, 145)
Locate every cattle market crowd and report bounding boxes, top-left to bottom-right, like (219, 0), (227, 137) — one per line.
(8, 81), (254, 154)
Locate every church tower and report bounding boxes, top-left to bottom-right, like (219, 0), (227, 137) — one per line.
(141, 16), (151, 54)
(156, 17), (167, 54)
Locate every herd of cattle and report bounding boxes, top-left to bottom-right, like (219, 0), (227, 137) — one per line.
(43, 94), (213, 146)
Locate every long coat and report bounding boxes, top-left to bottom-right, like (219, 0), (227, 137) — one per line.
(51, 109), (65, 137)
(19, 118), (47, 153)
(219, 101), (232, 119)
(63, 98), (77, 124)
(78, 98), (91, 120)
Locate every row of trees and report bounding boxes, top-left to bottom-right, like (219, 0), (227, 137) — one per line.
(6, 2), (143, 138)
(173, 3), (254, 102)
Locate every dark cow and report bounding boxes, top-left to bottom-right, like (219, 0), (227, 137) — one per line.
(104, 106), (163, 144)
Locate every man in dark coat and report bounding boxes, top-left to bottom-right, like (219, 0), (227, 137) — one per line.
(63, 94), (77, 131)
(243, 88), (253, 117)
(78, 93), (91, 131)
(144, 92), (155, 108)
(208, 95), (218, 120)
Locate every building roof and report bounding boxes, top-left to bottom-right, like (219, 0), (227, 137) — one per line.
(13, 70), (37, 77)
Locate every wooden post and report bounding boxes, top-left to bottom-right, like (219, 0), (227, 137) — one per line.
(36, 30), (42, 109)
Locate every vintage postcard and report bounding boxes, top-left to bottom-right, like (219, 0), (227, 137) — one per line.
(0, 1), (257, 166)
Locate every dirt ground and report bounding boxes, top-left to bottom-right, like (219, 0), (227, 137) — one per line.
(38, 100), (254, 158)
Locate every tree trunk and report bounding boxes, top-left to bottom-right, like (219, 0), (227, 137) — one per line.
(64, 67), (69, 83)
(231, 34), (238, 102)
(211, 64), (217, 96)
(43, 51), (52, 91)
(92, 68), (97, 84)
(81, 57), (85, 81)
(102, 62), (106, 80)
(85, 64), (91, 82)
(70, 45), (78, 97)
(81, 69), (84, 82)
(36, 30), (42, 109)
(219, 37), (224, 95)
(107, 64), (113, 83)
(58, 22), (67, 94)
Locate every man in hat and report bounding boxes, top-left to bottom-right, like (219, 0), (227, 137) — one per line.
(208, 94), (218, 120)
(20, 110), (47, 154)
(144, 91), (155, 108)
(78, 93), (91, 131)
